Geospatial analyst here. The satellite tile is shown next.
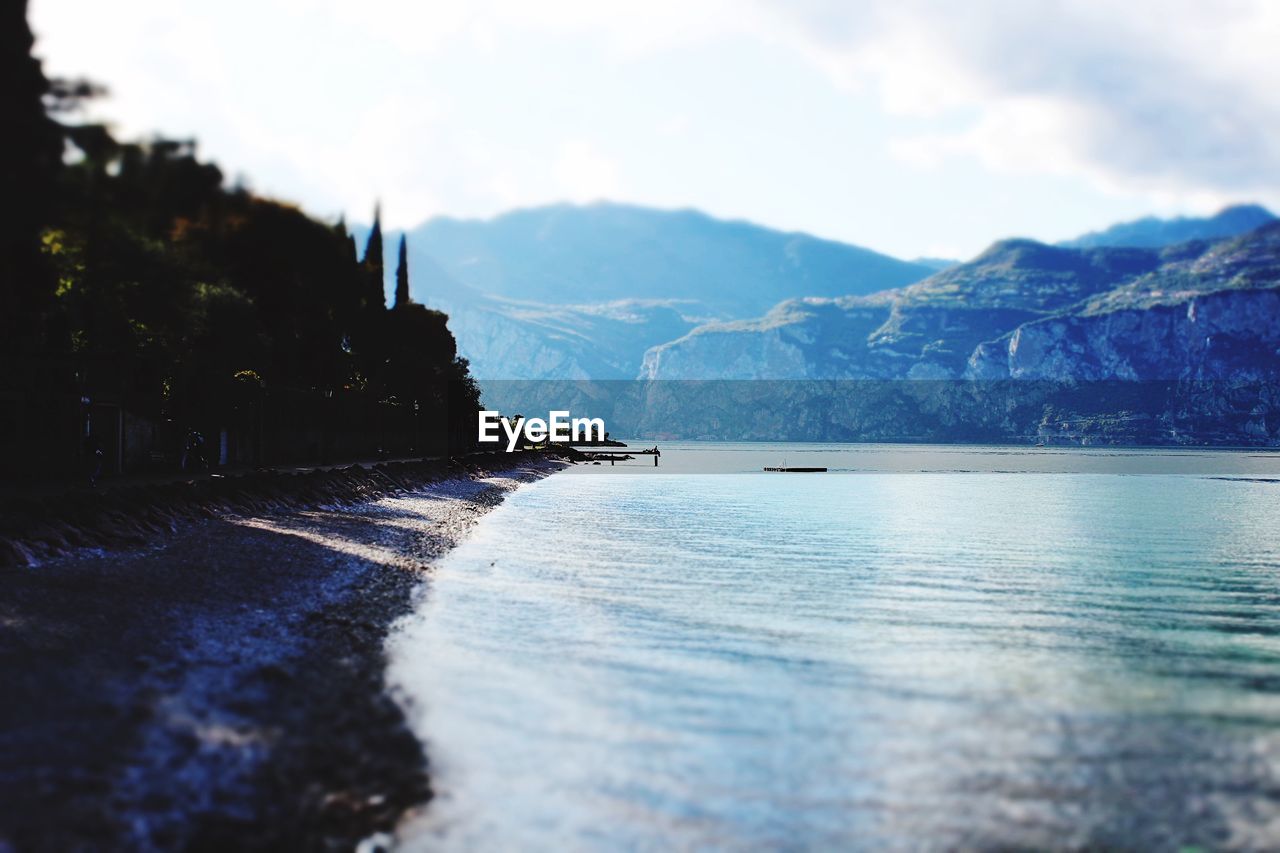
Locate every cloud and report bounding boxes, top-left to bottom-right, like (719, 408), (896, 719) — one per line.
(28, 0), (1280, 239)
(308, 0), (746, 59)
(757, 0), (1280, 207)
(554, 140), (620, 202)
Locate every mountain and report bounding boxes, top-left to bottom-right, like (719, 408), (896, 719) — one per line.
(642, 239), (1195, 380)
(434, 295), (697, 381)
(376, 202), (1277, 412)
(970, 221), (1280, 382)
(407, 202), (935, 318)
(643, 226), (1280, 383)
(1059, 204), (1274, 249)
(380, 242), (697, 380)
(353, 223), (700, 380)
(370, 203), (933, 379)
(629, 224), (1280, 444)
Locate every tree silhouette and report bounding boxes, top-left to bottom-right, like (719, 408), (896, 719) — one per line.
(394, 235), (410, 308)
(1, 2), (483, 480)
(361, 203), (385, 313)
(1, 0), (65, 351)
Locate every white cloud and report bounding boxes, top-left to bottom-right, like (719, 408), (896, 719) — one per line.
(657, 115), (690, 138)
(756, 0), (1280, 210)
(307, 0), (747, 59)
(554, 140), (620, 202)
(27, 0), (1280, 242)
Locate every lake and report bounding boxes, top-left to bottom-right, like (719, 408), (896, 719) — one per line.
(390, 444), (1280, 849)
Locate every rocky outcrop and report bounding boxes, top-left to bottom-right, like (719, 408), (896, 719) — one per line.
(969, 223), (1280, 382)
(440, 297), (696, 380)
(969, 289), (1280, 382)
(640, 297), (894, 380)
(642, 239), (1185, 381)
(635, 223), (1280, 444)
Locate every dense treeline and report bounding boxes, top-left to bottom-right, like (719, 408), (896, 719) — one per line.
(1, 0), (480, 481)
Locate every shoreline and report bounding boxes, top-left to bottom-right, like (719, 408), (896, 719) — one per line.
(0, 453), (569, 569)
(0, 453), (565, 849)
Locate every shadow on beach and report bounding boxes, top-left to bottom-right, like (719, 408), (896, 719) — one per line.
(0, 458), (561, 849)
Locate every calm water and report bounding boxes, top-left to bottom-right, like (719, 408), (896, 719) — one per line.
(390, 445), (1280, 850)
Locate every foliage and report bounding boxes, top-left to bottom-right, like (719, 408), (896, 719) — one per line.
(2, 2), (481, 472)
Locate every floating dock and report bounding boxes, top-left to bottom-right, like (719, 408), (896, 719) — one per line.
(763, 466), (827, 473)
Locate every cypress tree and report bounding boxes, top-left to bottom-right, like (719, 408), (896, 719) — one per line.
(394, 235), (410, 308)
(361, 203), (385, 312)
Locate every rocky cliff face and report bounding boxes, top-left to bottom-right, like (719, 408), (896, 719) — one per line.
(637, 223), (1280, 444)
(436, 294), (696, 380)
(642, 239), (1196, 380)
(970, 223), (1280, 382)
(647, 225), (1279, 381)
(640, 297), (895, 380)
(969, 289), (1280, 382)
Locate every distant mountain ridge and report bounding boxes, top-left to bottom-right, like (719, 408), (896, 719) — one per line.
(408, 202), (934, 318)
(364, 201), (1277, 407)
(643, 222), (1280, 384)
(971, 221), (1280, 383)
(378, 202), (935, 378)
(615, 221), (1279, 445)
(641, 238), (1182, 380)
(364, 237), (699, 380)
(1059, 204), (1274, 249)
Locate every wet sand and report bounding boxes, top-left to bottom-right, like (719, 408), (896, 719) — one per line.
(0, 455), (563, 850)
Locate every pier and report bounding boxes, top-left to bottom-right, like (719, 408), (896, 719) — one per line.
(573, 445), (662, 466)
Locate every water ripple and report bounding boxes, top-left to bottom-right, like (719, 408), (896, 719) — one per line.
(391, 466), (1280, 850)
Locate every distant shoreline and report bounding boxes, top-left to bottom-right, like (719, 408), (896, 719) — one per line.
(609, 437), (1280, 451)
(0, 453), (565, 849)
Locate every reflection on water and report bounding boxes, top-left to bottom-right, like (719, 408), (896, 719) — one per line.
(563, 440), (1280, 476)
(390, 450), (1280, 849)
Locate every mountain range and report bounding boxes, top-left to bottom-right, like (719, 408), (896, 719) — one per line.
(388, 203), (934, 379)
(409, 202), (934, 317)
(633, 218), (1279, 443)
(380, 201), (1277, 444)
(642, 211), (1279, 382)
(1058, 204), (1274, 249)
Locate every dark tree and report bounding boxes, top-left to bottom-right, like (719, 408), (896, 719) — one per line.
(1, 1), (483, 480)
(394, 234), (410, 308)
(361, 203), (385, 312)
(1, 0), (65, 350)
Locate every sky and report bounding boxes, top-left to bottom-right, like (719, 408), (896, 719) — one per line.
(28, 0), (1280, 260)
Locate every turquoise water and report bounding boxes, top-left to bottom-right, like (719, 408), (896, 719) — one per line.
(391, 446), (1280, 849)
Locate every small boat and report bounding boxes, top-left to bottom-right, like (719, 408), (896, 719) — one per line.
(763, 466), (827, 472)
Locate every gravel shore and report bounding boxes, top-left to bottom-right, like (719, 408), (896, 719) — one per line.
(0, 454), (564, 851)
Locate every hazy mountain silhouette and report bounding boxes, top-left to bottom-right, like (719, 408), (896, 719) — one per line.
(1060, 204), (1274, 249)
(406, 202), (935, 318)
